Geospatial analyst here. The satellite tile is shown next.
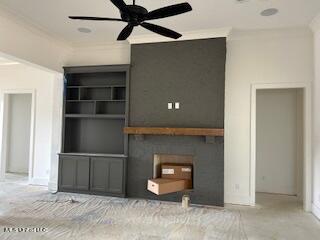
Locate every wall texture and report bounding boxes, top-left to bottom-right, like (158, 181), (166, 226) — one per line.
(130, 38), (226, 128)
(311, 14), (320, 219)
(128, 38), (226, 206)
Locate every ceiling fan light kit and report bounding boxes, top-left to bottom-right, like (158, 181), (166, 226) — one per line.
(69, 0), (192, 41)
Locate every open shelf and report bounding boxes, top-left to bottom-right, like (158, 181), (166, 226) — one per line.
(59, 152), (128, 158)
(62, 65), (129, 156)
(80, 87), (112, 101)
(67, 85), (126, 89)
(66, 101), (95, 115)
(65, 114), (125, 119)
(64, 118), (125, 154)
(66, 72), (126, 86)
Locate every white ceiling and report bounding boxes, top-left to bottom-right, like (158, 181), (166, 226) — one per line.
(0, 0), (319, 45)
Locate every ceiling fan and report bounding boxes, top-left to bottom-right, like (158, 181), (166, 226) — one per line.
(69, 0), (192, 41)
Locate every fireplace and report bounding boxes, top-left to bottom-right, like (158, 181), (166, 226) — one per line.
(126, 134), (224, 206)
(153, 154), (193, 179)
(146, 154), (194, 195)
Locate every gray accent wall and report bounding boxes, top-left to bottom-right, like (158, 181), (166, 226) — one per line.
(130, 38), (226, 128)
(127, 38), (226, 206)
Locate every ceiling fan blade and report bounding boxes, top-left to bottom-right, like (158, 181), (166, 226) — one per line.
(69, 16), (123, 21)
(110, 0), (127, 11)
(117, 24), (134, 40)
(145, 3), (192, 20)
(141, 22), (182, 39)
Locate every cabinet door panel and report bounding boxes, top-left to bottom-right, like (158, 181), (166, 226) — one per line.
(108, 159), (124, 194)
(60, 156), (76, 190)
(90, 158), (109, 192)
(75, 157), (90, 190)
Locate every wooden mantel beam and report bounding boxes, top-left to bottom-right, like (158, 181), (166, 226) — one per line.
(123, 127), (224, 137)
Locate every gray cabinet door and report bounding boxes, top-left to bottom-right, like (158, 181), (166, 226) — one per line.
(108, 159), (124, 194)
(59, 155), (90, 191)
(90, 158), (109, 192)
(59, 156), (76, 190)
(75, 157), (90, 191)
(90, 157), (124, 195)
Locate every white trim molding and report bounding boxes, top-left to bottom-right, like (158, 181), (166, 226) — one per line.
(128, 27), (232, 44)
(310, 13), (320, 32)
(250, 82), (312, 211)
(225, 194), (252, 206)
(312, 204), (320, 220)
(30, 177), (49, 186)
(48, 181), (58, 192)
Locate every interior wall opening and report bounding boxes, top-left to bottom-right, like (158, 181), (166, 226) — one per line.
(256, 88), (304, 206)
(4, 93), (32, 183)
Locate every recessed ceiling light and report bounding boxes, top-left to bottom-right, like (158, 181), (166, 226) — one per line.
(260, 8), (279, 17)
(78, 27), (92, 33)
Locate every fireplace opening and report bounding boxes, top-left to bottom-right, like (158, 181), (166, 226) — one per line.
(148, 154), (194, 195)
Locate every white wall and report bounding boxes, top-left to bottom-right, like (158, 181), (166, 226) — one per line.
(225, 28), (313, 205)
(0, 64), (58, 185)
(311, 14), (320, 219)
(6, 94), (32, 174)
(65, 43), (130, 67)
(256, 89), (303, 196)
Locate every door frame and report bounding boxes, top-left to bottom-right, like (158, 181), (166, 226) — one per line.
(250, 82), (312, 211)
(0, 89), (36, 183)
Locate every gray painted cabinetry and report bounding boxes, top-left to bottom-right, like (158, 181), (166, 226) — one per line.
(58, 65), (129, 197)
(90, 157), (124, 194)
(59, 154), (126, 197)
(59, 155), (90, 191)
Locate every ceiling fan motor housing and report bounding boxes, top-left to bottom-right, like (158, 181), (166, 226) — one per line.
(121, 5), (148, 25)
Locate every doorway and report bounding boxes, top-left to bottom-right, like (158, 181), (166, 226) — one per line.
(250, 83), (312, 211)
(256, 89), (303, 202)
(0, 90), (35, 183)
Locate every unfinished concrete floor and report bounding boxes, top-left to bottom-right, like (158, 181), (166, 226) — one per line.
(0, 175), (319, 240)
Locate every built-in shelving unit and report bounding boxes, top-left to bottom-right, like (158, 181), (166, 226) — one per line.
(59, 65), (130, 197)
(65, 84), (126, 116)
(62, 66), (130, 155)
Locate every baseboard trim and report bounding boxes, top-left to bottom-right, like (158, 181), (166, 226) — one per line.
(312, 204), (320, 220)
(48, 181), (58, 192)
(29, 178), (48, 186)
(224, 194), (252, 206)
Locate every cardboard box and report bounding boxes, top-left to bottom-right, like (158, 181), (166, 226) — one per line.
(147, 178), (192, 195)
(161, 164), (193, 180)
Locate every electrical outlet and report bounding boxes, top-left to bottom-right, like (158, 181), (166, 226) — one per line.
(168, 103), (173, 110)
(175, 102), (180, 109)
(235, 184), (240, 190)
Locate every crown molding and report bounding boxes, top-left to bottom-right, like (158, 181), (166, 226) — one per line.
(72, 41), (130, 50)
(310, 13), (320, 32)
(127, 27), (232, 44)
(0, 3), (72, 50)
(229, 27), (312, 41)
